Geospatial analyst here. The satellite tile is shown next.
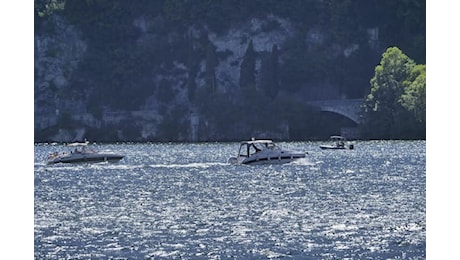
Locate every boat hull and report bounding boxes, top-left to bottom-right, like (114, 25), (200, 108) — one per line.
(47, 153), (124, 164)
(241, 154), (305, 165)
(230, 153), (306, 165)
(319, 145), (346, 150)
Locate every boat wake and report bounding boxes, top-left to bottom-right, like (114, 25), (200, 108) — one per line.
(289, 157), (316, 166)
(148, 162), (229, 169)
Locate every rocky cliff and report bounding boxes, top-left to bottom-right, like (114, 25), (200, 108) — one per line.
(34, 1), (425, 142)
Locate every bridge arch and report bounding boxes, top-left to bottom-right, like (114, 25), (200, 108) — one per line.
(318, 106), (360, 124)
(306, 99), (363, 125)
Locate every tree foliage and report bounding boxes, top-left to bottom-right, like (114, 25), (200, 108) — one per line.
(239, 40), (256, 92)
(400, 64), (426, 125)
(363, 47), (425, 139)
(259, 44), (280, 100)
(35, 0), (65, 18)
(205, 38), (218, 94)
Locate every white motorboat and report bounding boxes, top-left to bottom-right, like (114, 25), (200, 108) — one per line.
(319, 135), (354, 150)
(47, 141), (125, 164)
(228, 139), (306, 165)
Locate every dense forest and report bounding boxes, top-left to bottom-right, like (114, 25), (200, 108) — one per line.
(34, 0), (425, 142)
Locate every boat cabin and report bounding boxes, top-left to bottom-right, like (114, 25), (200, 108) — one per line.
(66, 140), (93, 154)
(237, 140), (278, 157)
(330, 135), (346, 148)
(319, 135), (354, 150)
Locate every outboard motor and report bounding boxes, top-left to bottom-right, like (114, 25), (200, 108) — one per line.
(348, 144), (354, 150)
(228, 157), (238, 164)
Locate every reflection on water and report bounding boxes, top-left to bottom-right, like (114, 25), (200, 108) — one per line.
(35, 141), (425, 259)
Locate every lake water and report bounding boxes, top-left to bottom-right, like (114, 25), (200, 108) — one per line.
(34, 140), (425, 259)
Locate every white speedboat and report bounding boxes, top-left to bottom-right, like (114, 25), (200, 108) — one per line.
(47, 141), (125, 164)
(319, 135), (354, 150)
(228, 139), (306, 165)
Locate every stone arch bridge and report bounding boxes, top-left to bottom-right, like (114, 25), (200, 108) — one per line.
(305, 98), (364, 125)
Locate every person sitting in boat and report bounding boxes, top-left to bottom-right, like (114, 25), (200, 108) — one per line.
(265, 143), (276, 150)
(252, 144), (261, 153)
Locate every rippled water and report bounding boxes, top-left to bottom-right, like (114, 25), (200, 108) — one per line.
(34, 141), (425, 259)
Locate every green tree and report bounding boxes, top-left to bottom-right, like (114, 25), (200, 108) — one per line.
(205, 37), (218, 94)
(363, 46), (425, 139)
(186, 32), (199, 102)
(239, 40), (256, 92)
(35, 0), (65, 18)
(260, 44), (280, 99)
(401, 64), (426, 126)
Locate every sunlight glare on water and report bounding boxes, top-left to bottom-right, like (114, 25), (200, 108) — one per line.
(34, 140), (425, 259)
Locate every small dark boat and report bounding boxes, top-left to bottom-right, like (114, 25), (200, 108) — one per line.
(319, 136), (354, 150)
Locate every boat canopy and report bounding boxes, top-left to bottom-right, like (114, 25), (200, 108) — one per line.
(238, 140), (281, 157)
(240, 139), (274, 145)
(67, 141), (90, 147)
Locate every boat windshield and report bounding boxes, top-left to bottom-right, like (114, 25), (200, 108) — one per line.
(238, 143), (259, 157)
(70, 146), (86, 153)
(238, 141), (279, 157)
(265, 142), (279, 150)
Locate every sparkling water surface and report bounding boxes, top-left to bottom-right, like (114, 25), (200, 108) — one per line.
(34, 141), (425, 259)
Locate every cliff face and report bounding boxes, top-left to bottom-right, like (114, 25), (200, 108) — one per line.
(34, 1), (424, 142)
(35, 15), (87, 131)
(33, 14), (378, 142)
